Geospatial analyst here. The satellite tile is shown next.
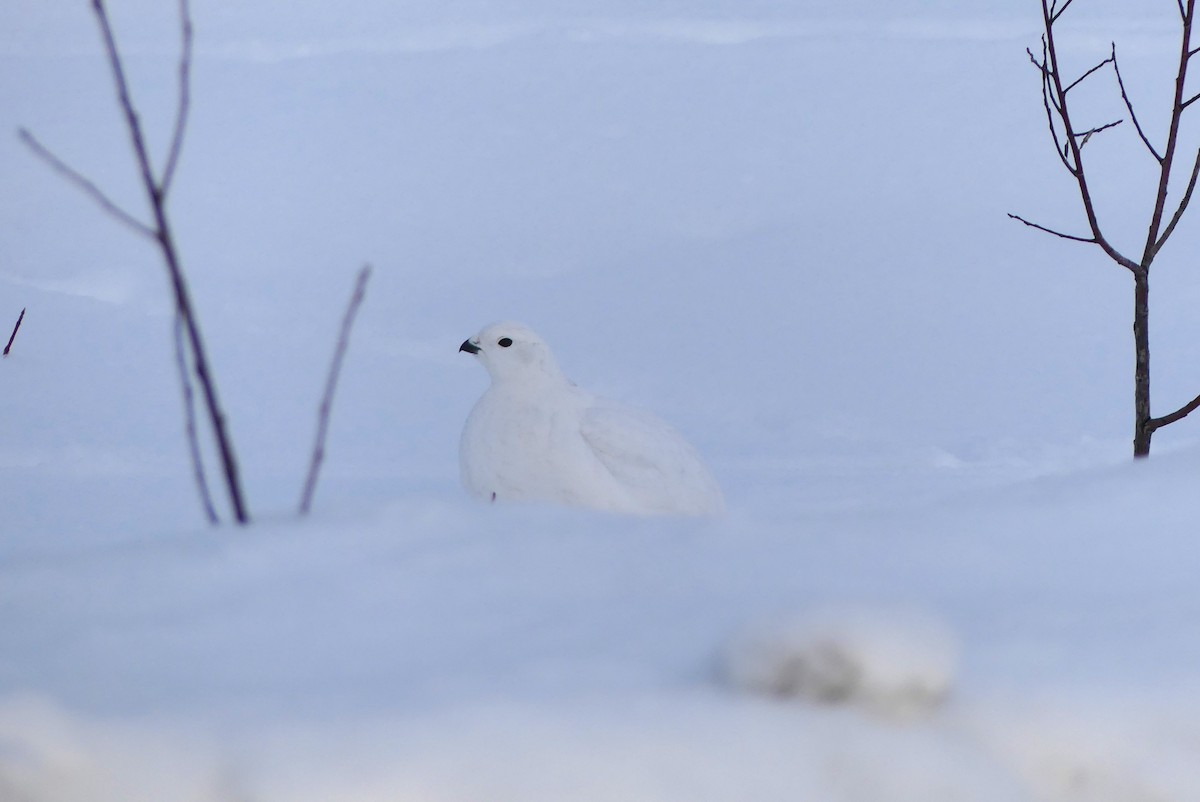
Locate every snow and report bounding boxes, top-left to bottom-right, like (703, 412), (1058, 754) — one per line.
(3, 0), (1200, 799)
(720, 606), (958, 716)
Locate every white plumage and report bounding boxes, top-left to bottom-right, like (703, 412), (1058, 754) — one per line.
(458, 322), (725, 517)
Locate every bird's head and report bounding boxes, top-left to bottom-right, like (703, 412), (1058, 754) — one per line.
(459, 321), (567, 384)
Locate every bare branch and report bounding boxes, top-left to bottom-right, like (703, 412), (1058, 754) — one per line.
(1154, 148), (1200, 256)
(1037, 2), (1145, 273)
(3, 308), (25, 357)
(1112, 45), (1165, 162)
(1031, 44), (1075, 172)
(1074, 118), (1123, 147)
(1064, 54), (1115, 94)
(1008, 214), (1099, 246)
(160, 0), (193, 196)
(1183, 91), (1200, 109)
(1046, 107), (1075, 172)
(1026, 45), (1049, 75)
(1009, 210), (1141, 274)
(1052, 0), (1077, 24)
(1142, 0), (1197, 268)
(299, 264), (373, 516)
(18, 128), (156, 238)
(1148, 390), (1200, 431)
(174, 310), (219, 525)
(92, 0), (162, 204)
(90, 0), (250, 524)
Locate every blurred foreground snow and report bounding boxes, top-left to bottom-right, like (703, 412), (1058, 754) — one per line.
(2, 448), (1199, 800)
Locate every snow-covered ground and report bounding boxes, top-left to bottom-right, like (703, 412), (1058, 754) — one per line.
(3, 1), (1200, 799)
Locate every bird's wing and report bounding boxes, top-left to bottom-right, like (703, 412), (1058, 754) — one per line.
(579, 400), (724, 515)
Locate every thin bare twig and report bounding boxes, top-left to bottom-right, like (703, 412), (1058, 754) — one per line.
(93, 1), (161, 204)
(1064, 54), (1114, 94)
(298, 264), (373, 516)
(1112, 45), (1164, 162)
(1183, 91), (1200, 109)
(160, 0), (193, 196)
(3, 308), (25, 357)
(1075, 118), (1123, 147)
(1052, 0), (1077, 23)
(174, 310), (219, 525)
(1154, 147), (1200, 256)
(1026, 44), (1049, 75)
(1007, 213), (1100, 245)
(1141, 0), (1196, 269)
(18, 128), (155, 238)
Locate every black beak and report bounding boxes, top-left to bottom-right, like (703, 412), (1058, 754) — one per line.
(459, 339), (481, 354)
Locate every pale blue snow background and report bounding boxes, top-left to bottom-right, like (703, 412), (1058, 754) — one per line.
(2, 1), (1200, 800)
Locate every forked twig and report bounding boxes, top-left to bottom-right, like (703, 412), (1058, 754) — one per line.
(21, 0), (250, 523)
(1028, 43), (1074, 172)
(92, 0), (248, 523)
(1011, 0), (1141, 273)
(298, 264), (373, 516)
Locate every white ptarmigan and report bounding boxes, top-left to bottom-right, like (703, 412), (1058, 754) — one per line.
(458, 322), (725, 517)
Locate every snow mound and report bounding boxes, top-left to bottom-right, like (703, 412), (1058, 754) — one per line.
(975, 695), (1200, 802)
(0, 695), (232, 802)
(720, 607), (958, 718)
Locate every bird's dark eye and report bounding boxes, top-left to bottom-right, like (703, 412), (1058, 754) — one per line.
(498, 337), (513, 348)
